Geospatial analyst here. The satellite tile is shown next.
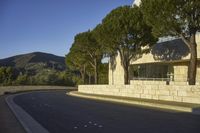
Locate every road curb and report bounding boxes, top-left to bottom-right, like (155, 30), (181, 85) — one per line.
(5, 93), (49, 133)
(68, 91), (200, 114)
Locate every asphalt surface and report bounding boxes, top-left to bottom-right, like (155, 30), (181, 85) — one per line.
(0, 95), (25, 133)
(14, 90), (200, 133)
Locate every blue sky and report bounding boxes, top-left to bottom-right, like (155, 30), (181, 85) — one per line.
(0, 0), (133, 59)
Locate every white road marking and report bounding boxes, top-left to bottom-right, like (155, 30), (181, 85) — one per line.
(98, 125), (103, 128)
(84, 125), (87, 128)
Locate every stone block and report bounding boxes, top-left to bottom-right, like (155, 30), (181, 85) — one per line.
(133, 89), (143, 94)
(158, 96), (173, 101)
(125, 93), (136, 98)
(112, 89), (120, 93)
(125, 85), (130, 89)
(143, 89), (149, 94)
(173, 96), (182, 102)
(141, 94), (152, 99)
(115, 85), (124, 90)
(152, 95), (159, 100)
(191, 86), (200, 91)
(113, 92), (120, 96)
(156, 90), (170, 96)
(185, 91), (200, 97)
(182, 97), (200, 104)
(170, 90), (178, 96)
(151, 85), (159, 90)
(145, 85), (152, 90)
(136, 84), (143, 89)
(132, 94), (141, 98)
(149, 90), (156, 95)
(120, 93), (126, 97)
(126, 89), (133, 93)
(129, 85), (135, 89)
(174, 82), (188, 85)
(161, 85), (171, 90)
(120, 89), (128, 93)
(177, 90), (187, 96)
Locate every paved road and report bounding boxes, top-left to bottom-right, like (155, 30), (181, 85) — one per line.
(14, 91), (200, 133)
(0, 95), (25, 133)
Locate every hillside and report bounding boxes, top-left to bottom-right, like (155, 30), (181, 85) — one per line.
(0, 52), (76, 86)
(0, 52), (66, 71)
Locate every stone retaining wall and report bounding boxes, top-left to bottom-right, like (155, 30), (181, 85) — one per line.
(0, 86), (76, 95)
(130, 80), (200, 85)
(78, 85), (200, 104)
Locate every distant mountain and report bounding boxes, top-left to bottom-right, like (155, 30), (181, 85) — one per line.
(0, 52), (66, 71)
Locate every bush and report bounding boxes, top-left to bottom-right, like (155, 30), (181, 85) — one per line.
(15, 74), (29, 85)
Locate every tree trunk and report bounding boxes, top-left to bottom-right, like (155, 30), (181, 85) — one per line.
(118, 50), (130, 85)
(124, 65), (129, 84)
(83, 64), (86, 84)
(80, 65), (86, 84)
(88, 72), (91, 84)
(80, 71), (85, 84)
(188, 33), (197, 85)
(94, 58), (98, 84)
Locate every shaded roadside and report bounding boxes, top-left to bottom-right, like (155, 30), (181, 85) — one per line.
(0, 95), (26, 133)
(0, 88), (76, 133)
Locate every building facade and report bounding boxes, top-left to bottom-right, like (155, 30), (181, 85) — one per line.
(78, 0), (200, 104)
(109, 34), (200, 85)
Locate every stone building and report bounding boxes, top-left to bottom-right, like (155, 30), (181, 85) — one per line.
(109, 34), (200, 85)
(78, 0), (200, 104)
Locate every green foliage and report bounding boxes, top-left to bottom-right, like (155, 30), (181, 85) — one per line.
(0, 67), (15, 85)
(66, 48), (87, 72)
(32, 69), (75, 86)
(74, 31), (103, 62)
(66, 30), (103, 84)
(0, 66), (75, 86)
(0, 52), (65, 70)
(140, 0), (200, 85)
(58, 71), (75, 86)
(65, 49), (87, 84)
(95, 6), (157, 55)
(0, 52), (72, 86)
(94, 6), (157, 84)
(140, 0), (200, 37)
(98, 63), (108, 84)
(15, 74), (29, 85)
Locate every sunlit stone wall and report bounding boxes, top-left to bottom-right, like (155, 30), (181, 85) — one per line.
(78, 84), (200, 104)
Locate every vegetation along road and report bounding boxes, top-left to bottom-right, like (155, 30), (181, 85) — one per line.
(14, 90), (200, 133)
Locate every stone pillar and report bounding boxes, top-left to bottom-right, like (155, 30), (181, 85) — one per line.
(109, 60), (113, 85)
(173, 64), (188, 82)
(108, 52), (124, 85)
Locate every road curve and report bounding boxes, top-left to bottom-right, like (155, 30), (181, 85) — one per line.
(13, 90), (200, 133)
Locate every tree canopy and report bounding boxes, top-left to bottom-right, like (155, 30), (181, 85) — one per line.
(66, 30), (104, 84)
(94, 6), (157, 84)
(141, 0), (200, 85)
